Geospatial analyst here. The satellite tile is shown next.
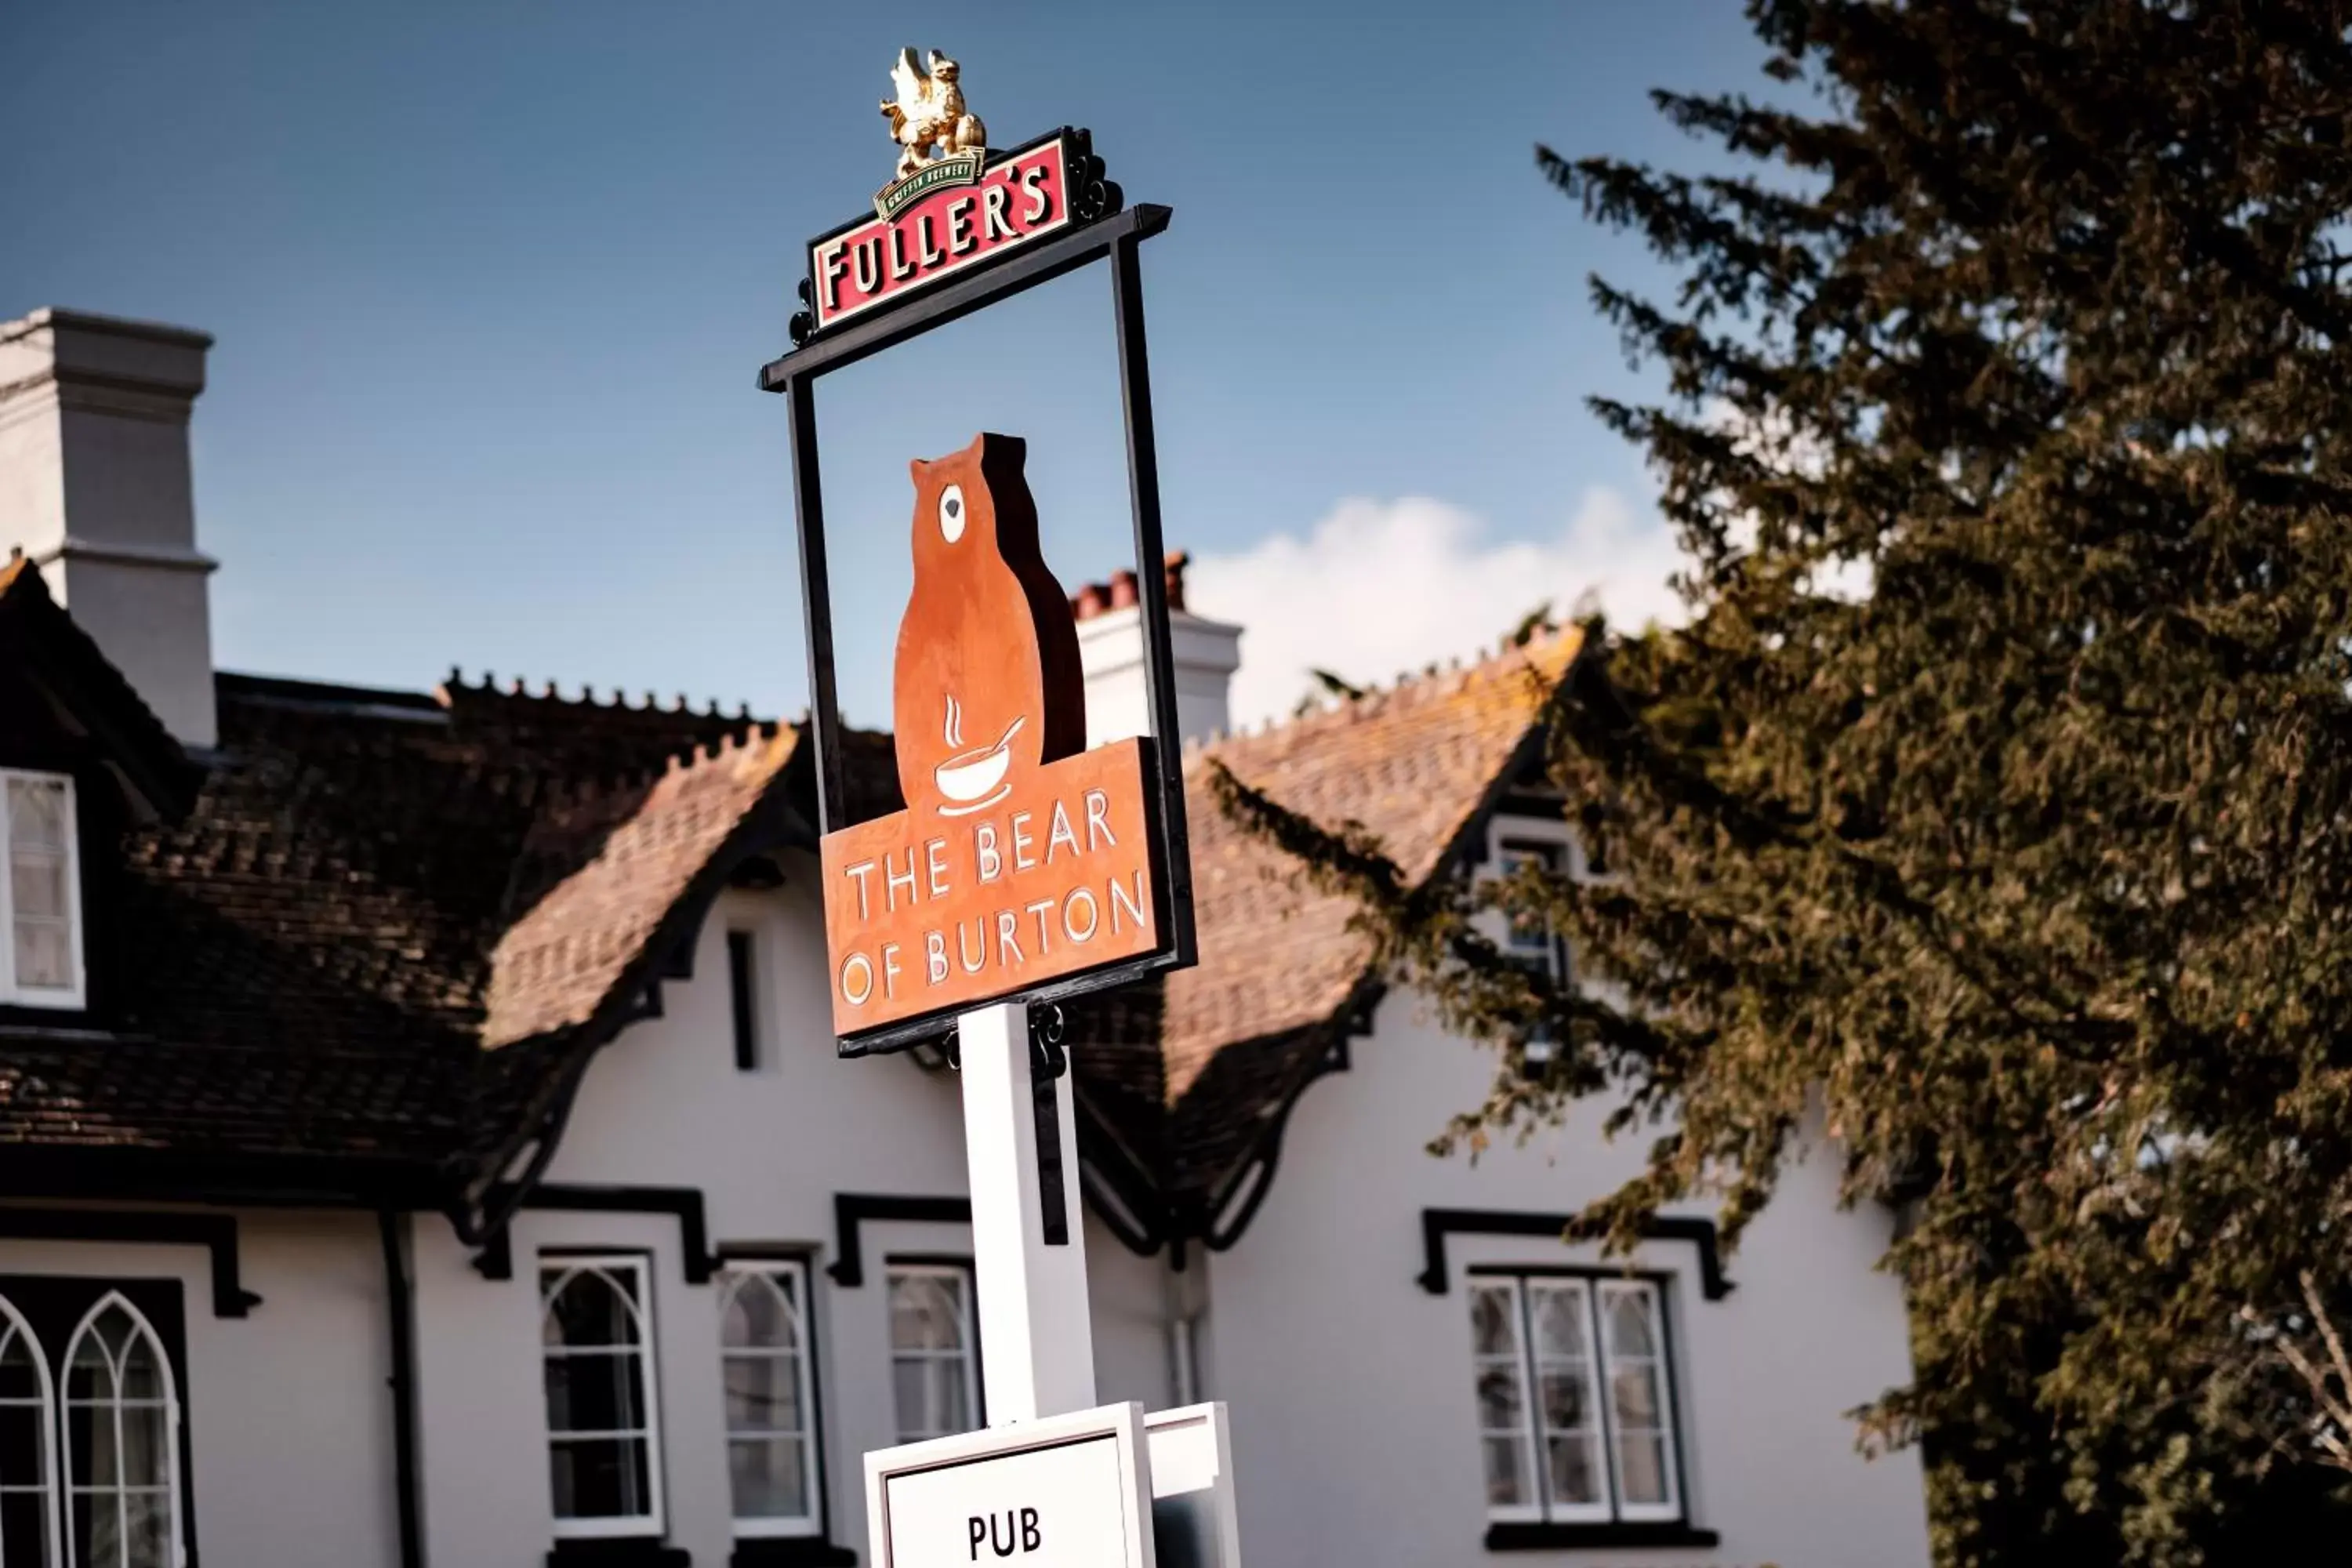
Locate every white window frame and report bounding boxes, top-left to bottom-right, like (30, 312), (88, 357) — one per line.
(0, 1292), (63, 1568)
(1468, 1272), (1686, 1529)
(0, 769), (85, 1011)
(717, 1258), (822, 1540)
(884, 1261), (981, 1445)
(1595, 1279), (1682, 1523)
(61, 1291), (183, 1568)
(1494, 838), (1567, 1064)
(541, 1254), (666, 1541)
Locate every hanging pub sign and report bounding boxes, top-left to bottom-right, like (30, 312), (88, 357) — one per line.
(790, 50), (1122, 344)
(763, 47), (1193, 1055)
(822, 433), (1173, 1042)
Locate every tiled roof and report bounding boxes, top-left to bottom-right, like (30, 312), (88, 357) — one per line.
(484, 727), (798, 1048)
(1072, 629), (1584, 1210)
(0, 664), (800, 1200)
(1169, 629), (1581, 1094)
(0, 593), (1576, 1233)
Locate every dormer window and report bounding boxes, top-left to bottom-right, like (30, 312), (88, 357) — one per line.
(2, 769), (82, 1009)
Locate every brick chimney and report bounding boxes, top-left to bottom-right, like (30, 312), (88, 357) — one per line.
(0, 308), (219, 746)
(1069, 551), (1242, 748)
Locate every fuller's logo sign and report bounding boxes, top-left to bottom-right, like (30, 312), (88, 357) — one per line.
(819, 433), (1169, 1040)
(789, 50), (1123, 345)
(806, 134), (1086, 336)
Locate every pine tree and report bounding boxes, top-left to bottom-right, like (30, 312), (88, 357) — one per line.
(1214, 3), (2352, 1559)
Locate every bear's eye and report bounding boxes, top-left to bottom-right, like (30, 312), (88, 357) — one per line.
(938, 484), (966, 543)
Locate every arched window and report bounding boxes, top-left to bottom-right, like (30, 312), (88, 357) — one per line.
(541, 1258), (663, 1539)
(716, 1261), (818, 1537)
(61, 1295), (179, 1568)
(0, 1295), (60, 1567)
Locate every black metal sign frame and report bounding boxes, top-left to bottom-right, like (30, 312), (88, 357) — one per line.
(758, 154), (1193, 1059)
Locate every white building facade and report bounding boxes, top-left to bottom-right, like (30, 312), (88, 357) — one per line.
(0, 307), (1929, 1568)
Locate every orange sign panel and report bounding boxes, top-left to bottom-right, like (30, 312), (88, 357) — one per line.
(821, 432), (1167, 1039)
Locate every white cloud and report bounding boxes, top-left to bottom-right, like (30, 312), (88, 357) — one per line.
(1186, 488), (1688, 730)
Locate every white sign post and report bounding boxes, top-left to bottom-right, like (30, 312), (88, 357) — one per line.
(956, 1000), (1096, 1422)
(863, 1001), (1160, 1568)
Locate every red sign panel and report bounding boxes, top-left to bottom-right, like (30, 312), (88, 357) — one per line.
(806, 135), (1074, 336)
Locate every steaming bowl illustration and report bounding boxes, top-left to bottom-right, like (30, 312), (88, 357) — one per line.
(934, 742), (1013, 804)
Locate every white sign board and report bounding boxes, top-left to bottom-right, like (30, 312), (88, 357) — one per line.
(1145, 1404), (1241, 1568)
(866, 1403), (1156, 1568)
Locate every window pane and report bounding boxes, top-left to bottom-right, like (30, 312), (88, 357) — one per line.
(1616, 1432), (1669, 1506)
(1547, 1432), (1604, 1506)
(1606, 1290), (1657, 1357)
(891, 1359), (927, 1440)
(543, 1269), (641, 1348)
(67, 1491), (96, 1567)
(1529, 1285), (1590, 1359)
(66, 1404), (99, 1483)
(0, 1489), (52, 1566)
(729, 1436), (810, 1519)
(13, 920), (72, 991)
(724, 1355), (802, 1433)
(889, 1274), (965, 1351)
(1611, 1367), (1660, 1427)
(7, 779), (66, 849)
(11, 855), (66, 920)
(0, 1403), (43, 1484)
(0, 1328), (41, 1402)
(545, 1349), (647, 1434)
(122, 1490), (171, 1568)
(1483, 1436), (1531, 1509)
(118, 1400), (169, 1490)
(550, 1436), (652, 1520)
(1475, 1364), (1524, 1430)
(116, 1341), (164, 1406)
(722, 1272), (797, 1351)
(1469, 1286), (1519, 1357)
(1537, 1367), (1594, 1435)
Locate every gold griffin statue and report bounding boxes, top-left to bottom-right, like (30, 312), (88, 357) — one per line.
(881, 48), (987, 180)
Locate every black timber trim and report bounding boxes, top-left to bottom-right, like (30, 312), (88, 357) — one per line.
(1484, 1522), (1721, 1552)
(471, 1185), (720, 1284)
(1417, 1209), (1734, 1301)
(1202, 1027), (1352, 1253)
(0, 1207), (261, 1316)
(732, 1541), (858, 1567)
(547, 1541), (691, 1567)
(0, 1141), (452, 1210)
(377, 1211), (424, 1568)
(826, 1194), (970, 1287)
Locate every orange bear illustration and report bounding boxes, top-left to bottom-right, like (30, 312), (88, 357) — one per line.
(893, 433), (1085, 816)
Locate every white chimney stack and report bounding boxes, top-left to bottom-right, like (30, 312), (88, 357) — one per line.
(0, 307), (220, 747)
(1072, 552), (1242, 749)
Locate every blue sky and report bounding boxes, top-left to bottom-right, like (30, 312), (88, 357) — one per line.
(2, 2), (1767, 728)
